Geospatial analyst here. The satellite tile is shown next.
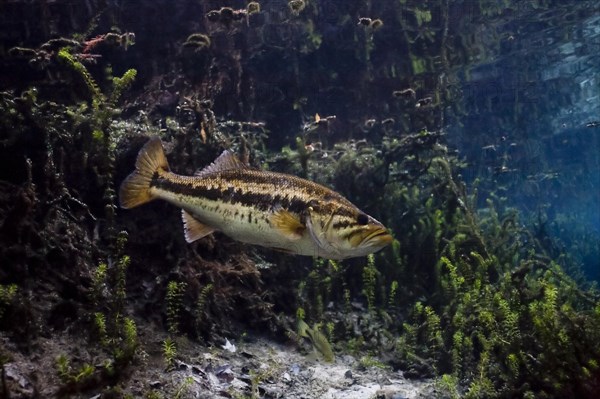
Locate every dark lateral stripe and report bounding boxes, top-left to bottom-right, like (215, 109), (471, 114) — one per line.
(155, 176), (308, 213)
(152, 174), (357, 218)
(153, 170), (359, 218)
(209, 169), (356, 208)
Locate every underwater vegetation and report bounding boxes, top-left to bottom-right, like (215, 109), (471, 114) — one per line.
(0, 0), (599, 398)
(394, 194), (600, 398)
(289, 147), (600, 398)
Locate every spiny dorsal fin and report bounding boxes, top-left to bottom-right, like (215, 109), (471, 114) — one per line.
(182, 210), (215, 243)
(269, 208), (305, 241)
(195, 150), (248, 176)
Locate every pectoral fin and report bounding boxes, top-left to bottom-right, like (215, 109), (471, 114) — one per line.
(269, 209), (305, 240)
(182, 210), (215, 243)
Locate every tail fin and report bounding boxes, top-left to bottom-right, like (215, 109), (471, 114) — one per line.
(119, 137), (169, 209)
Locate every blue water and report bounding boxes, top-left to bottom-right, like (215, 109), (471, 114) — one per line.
(445, 3), (600, 280)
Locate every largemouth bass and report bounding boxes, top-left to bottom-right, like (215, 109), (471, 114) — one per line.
(119, 138), (392, 259)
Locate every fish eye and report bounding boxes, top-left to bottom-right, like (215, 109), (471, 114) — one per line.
(356, 213), (369, 225)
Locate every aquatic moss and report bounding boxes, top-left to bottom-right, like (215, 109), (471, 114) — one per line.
(0, 284), (17, 320)
(410, 55), (427, 75)
(400, 218), (600, 397)
(162, 338), (177, 371)
(166, 281), (186, 335)
(57, 47), (102, 101)
(388, 280), (399, 308)
(110, 68), (137, 107)
(195, 283), (214, 325)
(362, 254), (378, 311)
(56, 354), (95, 386)
(414, 8), (432, 26)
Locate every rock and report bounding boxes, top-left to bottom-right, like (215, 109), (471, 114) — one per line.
(176, 361), (189, 370)
(215, 364), (234, 382)
(4, 363), (35, 398)
(375, 388), (408, 399)
(290, 363), (301, 375)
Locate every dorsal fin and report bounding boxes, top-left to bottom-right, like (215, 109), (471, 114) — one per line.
(195, 150), (248, 176)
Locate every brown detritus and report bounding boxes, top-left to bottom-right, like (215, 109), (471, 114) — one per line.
(247, 2), (261, 15)
(182, 33), (211, 52)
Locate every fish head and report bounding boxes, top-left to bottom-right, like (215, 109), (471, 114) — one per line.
(306, 200), (393, 259)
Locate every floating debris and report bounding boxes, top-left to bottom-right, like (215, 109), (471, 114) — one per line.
(415, 96), (433, 108)
(288, 0), (306, 15)
(205, 7), (247, 25)
(358, 17), (384, 30)
(358, 17), (372, 27)
(370, 19), (384, 30)
(222, 338), (237, 353)
(393, 88), (416, 99)
(364, 119), (377, 129)
(247, 2), (261, 15)
(182, 33), (211, 52)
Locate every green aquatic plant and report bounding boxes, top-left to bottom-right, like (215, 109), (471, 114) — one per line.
(195, 282), (213, 329)
(87, 233), (139, 371)
(363, 145), (600, 397)
(396, 201), (600, 397)
(166, 281), (186, 335)
(57, 47), (137, 235)
(144, 391), (163, 399)
(388, 280), (399, 308)
(55, 354), (96, 390)
(57, 48), (102, 101)
(162, 338), (177, 371)
(362, 254), (378, 311)
(94, 312), (109, 347)
(358, 355), (389, 370)
(109, 68), (137, 107)
(91, 262), (108, 306)
(174, 377), (194, 399)
(298, 257), (341, 321)
(0, 284), (17, 320)
(436, 374), (461, 399)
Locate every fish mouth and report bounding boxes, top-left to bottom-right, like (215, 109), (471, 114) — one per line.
(362, 228), (393, 247)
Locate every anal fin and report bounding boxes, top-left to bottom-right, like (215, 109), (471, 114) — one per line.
(182, 210), (215, 243)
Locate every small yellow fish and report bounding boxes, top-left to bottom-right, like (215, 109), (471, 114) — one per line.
(297, 319), (334, 362)
(120, 138), (392, 259)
